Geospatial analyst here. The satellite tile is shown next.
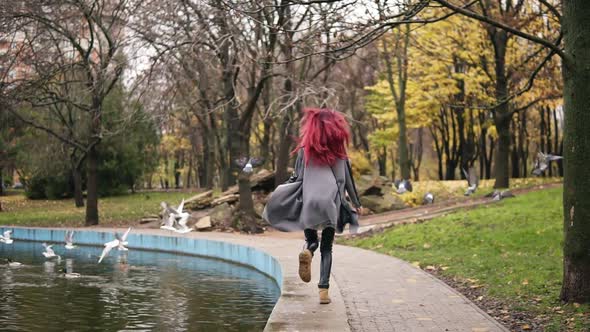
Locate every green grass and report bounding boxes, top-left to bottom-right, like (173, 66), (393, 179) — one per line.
(347, 186), (590, 331)
(0, 191), (199, 227)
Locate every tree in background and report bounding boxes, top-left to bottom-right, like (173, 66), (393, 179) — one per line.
(0, 0), (140, 225)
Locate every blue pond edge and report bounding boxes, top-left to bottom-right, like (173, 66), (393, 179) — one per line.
(0, 227), (283, 290)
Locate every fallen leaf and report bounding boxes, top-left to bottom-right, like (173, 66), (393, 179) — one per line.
(522, 324), (531, 330)
(411, 261), (421, 267)
(423, 243), (431, 249)
(522, 279), (529, 285)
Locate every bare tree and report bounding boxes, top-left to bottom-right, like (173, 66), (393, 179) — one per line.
(0, 0), (137, 225)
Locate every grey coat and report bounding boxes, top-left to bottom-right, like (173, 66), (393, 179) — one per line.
(263, 149), (361, 231)
(296, 149), (361, 230)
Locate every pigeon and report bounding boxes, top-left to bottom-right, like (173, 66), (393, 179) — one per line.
(5, 258), (22, 267)
(42, 243), (59, 259)
(98, 227), (131, 263)
(0, 230), (13, 244)
(64, 230), (76, 250)
(422, 192), (434, 205)
(234, 157), (264, 173)
(462, 167), (479, 196)
(394, 179), (413, 194)
(532, 152), (563, 176)
(486, 190), (515, 201)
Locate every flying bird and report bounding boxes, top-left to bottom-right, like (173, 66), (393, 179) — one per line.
(42, 243), (59, 259)
(462, 167), (479, 196)
(532, 152), (563, 176)
(64, 230), (76, 250)
(98, 227), (132, 263)
(0, 230), (13, 244)
(394, 179), (413, 194)
(422, 192), (434, 205)
(160, 201), (181, 231)
(160, 200), (192, 233)
(234, 157), (264, 173)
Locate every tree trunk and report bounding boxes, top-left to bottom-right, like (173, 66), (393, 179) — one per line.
(377, 148), (387, 177)
(275, 111), (294, 187)
(85, 145), (99, 226)
(510, 119), (519, 178)
(237, 172), (262, 233)
(0, 168), (4, 196)
(547, 107), (554, 176)
(553, 107), (561, 175)
(560, 0), (590, 303)
(445, 159), (457, 180)
(494, 115), (511, 188)
(73, 166), (84, 208)
(431, 128), (444, 181)
(490, 29), (511, 188)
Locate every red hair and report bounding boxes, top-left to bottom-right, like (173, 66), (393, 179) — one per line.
(295, 108), (350, 166)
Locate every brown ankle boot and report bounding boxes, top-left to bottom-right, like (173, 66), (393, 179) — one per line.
(298, 249), (312, 283)
(319, 288), (331, 304)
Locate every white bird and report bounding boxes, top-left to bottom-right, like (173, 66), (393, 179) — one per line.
(394, 179), (413, 194)
(42, 243), (59, 259)
(98, 228), (132, 263)
(160, 202), (177, 231)
(161, 200), (192, 234)
(0, 230), (14, 244)
(5, 258), (22, 267)
(463, 167), (479, 196)
(64, 230), (76, 250)
(116, 227), (131, 251)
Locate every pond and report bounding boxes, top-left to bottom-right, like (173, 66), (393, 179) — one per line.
(0, 241), (280, 331)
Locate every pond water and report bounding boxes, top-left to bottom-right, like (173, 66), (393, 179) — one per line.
(0, 241), (280, 331)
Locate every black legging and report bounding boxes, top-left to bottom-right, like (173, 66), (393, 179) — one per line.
(304, 227), (335, 289)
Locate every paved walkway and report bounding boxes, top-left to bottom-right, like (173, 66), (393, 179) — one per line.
(85, 228), (506, 332)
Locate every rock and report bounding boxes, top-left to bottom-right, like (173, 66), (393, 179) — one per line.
(195, 216), (212, 230)
(140, 217), (159, 224)
(356, 175), (392, 197)
(139, 217), (161, 225)
(209, 202), (233, 228)
(360, 194), (406, 213)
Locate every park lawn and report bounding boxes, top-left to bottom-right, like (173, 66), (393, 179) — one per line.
(0, 191), (198, 227)
(347, 186), (590, 331)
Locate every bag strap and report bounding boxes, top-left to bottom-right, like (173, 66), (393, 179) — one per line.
(330, 164), (344, 205)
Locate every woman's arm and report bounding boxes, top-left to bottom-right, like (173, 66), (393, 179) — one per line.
(344, 160), (361, 208)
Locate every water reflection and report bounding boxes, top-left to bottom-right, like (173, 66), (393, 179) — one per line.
(0, 241), (279, 331)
